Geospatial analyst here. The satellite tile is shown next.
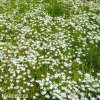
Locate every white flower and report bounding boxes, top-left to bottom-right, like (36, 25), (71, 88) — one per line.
(64, 62), (69, 67)
(97, 95), (100, 99)
(91, 97), (96, 100)
(56, 89), (61, 94)
(60, 93), (66, 98)
(27, 83), (31, 86)
(76, 58), (82, 64)
(33, 96), (36, 99)
(0, 79), (2, 82)
(22, 90), (26, 93)
(41, 91), (46, 95)
(16, 70), (20, 74)
(17, 75), (22, 79)
(16, 97), (21, 100)
(14, 86), (19, 89)
(46, 77), (49, 81)
(35, 93), (39, 96)
(45, 94), (50, 98)
(97, 73), (100, 76)
(30, 84), (34, 87)
(49, 84), (54, 89)
(27, 69), (30, 74)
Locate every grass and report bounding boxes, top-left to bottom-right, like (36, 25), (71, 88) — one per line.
(0, 0), (100, 99)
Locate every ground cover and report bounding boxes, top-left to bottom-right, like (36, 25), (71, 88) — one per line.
(0, 0), (100, 99)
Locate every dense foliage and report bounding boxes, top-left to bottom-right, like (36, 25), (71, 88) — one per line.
(0, 0), (100, 99)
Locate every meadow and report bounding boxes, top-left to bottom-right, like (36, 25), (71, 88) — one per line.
(0, 0), (100, 99)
